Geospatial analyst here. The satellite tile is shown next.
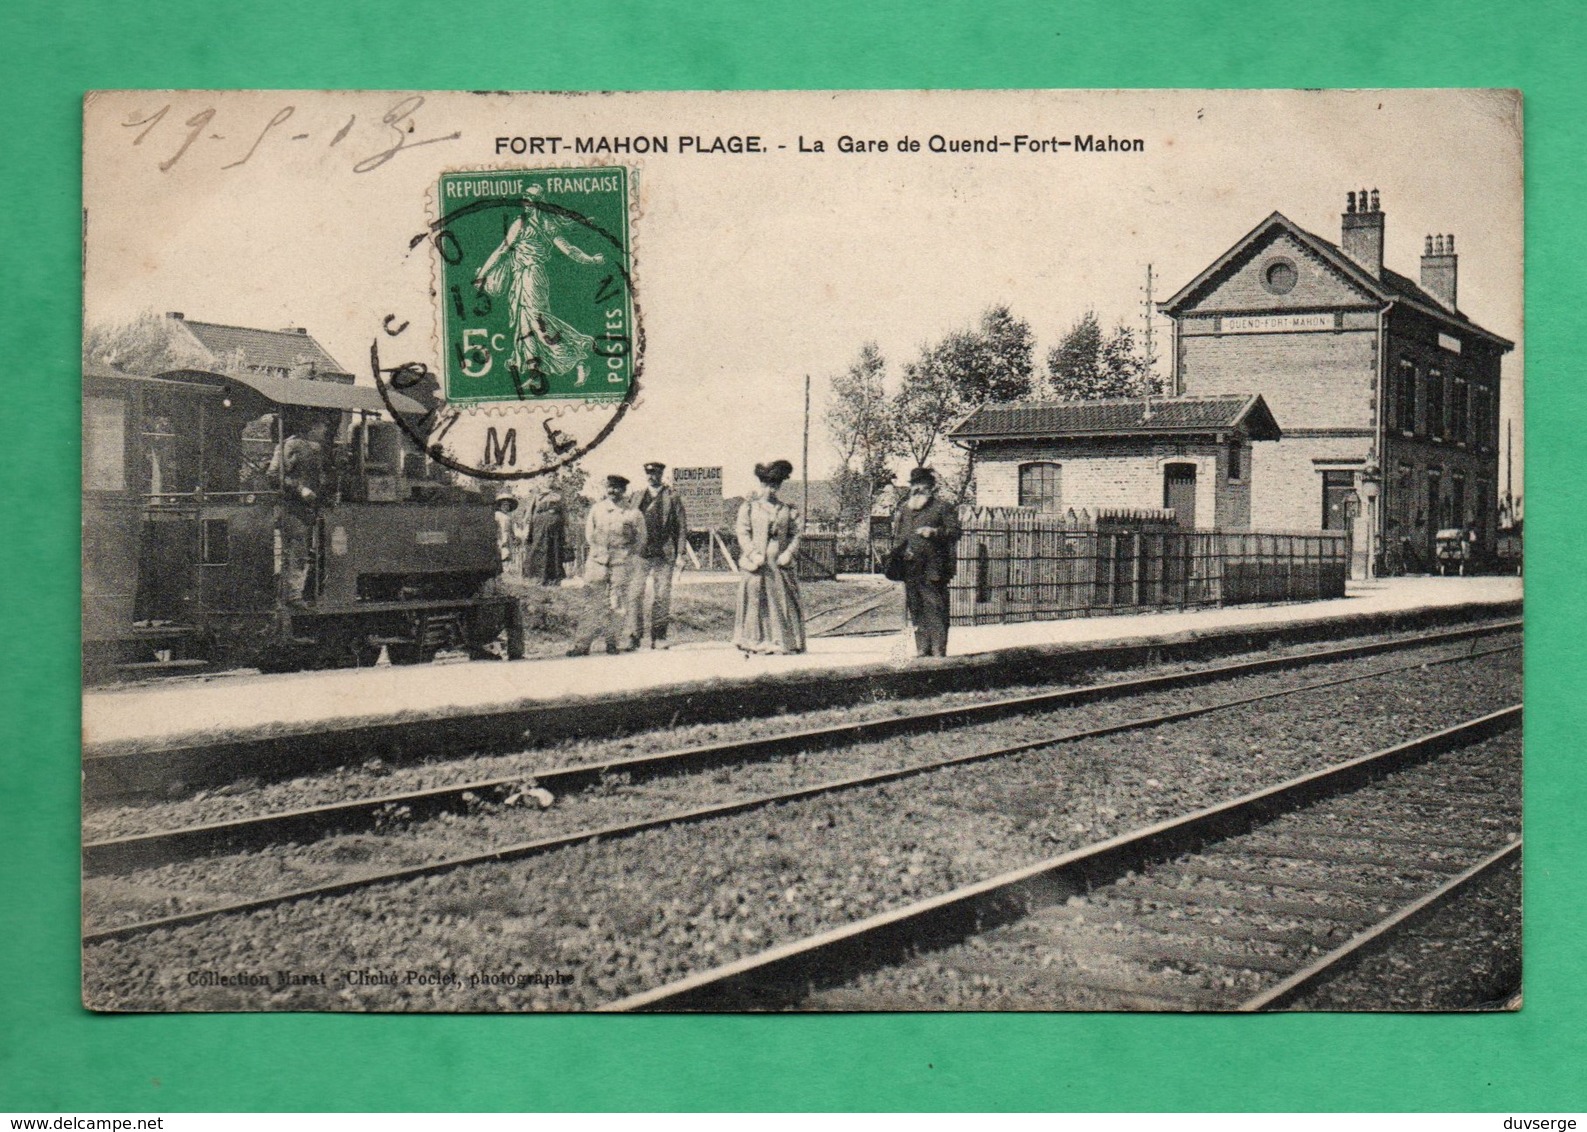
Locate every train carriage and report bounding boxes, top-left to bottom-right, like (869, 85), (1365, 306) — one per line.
(83, 365), (524, 679)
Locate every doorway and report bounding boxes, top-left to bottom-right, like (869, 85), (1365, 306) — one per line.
(1163, 463), (1198, 529)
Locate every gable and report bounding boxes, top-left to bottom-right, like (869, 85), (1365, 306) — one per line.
(1177, 229), (1379, 316)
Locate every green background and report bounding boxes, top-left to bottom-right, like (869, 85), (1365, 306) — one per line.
(3, 0), (1581, 1113)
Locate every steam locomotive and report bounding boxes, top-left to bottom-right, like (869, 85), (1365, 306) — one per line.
(82, 364), (524, 679)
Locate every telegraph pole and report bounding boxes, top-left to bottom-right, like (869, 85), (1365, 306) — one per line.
(802, 373), (811, 520)
(1140, 263), (1159, 419)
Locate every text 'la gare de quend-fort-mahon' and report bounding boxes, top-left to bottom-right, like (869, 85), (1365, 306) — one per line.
(490, 133), (1148, 156)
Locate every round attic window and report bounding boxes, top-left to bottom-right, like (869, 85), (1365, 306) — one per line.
(1263, 258), (1298, 295)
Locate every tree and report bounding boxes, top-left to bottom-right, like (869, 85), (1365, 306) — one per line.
(893, 344), (963, 469)
(825, 342), (899, 526)
(84, 310), (212, 374)
(890, 305), (1036, 499)
(968, 304), (1037, 404)
(1046, 310), (1105, 398)
(1046, 311), (1164, 401)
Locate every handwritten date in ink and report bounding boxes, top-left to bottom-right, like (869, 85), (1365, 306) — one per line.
(119, 95), (461, 174)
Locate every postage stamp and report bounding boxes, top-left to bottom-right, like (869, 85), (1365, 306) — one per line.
(435, 167), (635, 407)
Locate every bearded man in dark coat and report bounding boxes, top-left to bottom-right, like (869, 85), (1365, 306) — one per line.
(892, 466), (962, 658)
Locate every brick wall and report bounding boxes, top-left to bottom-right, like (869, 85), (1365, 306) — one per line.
(975, 439), (1253, 530)
(1247, 436), (1371, 531)
(1179, 329), (1378, 430)
(1189, 230), (1371, 312)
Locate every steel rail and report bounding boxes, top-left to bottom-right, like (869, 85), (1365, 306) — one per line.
(84, 623), (1519, 873)
(82, 658), (1517, 944)
(599, 705), (1521, 1012)
(83, 608), (1521, 801)
(1237, 838), (1522, 1011)
(806, 590), (897, 637)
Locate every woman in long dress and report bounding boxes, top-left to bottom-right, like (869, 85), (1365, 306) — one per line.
(733, 460), (806, 655)
(523, 489), (568, 586)
(474, 187), (605, 387)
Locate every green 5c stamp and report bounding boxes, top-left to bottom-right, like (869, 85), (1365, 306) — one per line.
(436, 167), (634, 407)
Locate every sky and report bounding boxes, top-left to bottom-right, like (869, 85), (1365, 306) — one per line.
(83, 89), (1524, 499)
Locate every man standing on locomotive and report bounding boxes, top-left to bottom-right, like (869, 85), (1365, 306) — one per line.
(269, 414), (332, 605)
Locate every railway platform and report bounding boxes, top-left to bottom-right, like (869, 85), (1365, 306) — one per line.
(83, 576), (1520, 758)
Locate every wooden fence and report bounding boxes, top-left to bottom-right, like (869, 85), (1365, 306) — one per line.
(947, 507), (1347, 626)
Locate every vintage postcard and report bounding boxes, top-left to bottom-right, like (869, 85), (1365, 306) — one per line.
(82, 89), (1523, 1013)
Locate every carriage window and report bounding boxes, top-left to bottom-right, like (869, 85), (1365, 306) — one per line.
(1018, 462), (1062, 512)
(84, 395), (126, 491)
(241, 413), (279, 491)
(201, 518), (230, 565)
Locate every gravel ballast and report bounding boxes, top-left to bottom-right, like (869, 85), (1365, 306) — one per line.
(83, 646), (1521, 1012)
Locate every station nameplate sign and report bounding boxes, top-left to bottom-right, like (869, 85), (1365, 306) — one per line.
(672, 466), (725, 529)
(1221, 314), (1336, 334)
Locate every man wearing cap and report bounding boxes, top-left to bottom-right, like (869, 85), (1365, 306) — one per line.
(493, 492), (520, 574)
(268, 414), (333, 605)
(629, 461), (689, 648)
(893, 467), (962, 658)
(568, 474), (645, 655)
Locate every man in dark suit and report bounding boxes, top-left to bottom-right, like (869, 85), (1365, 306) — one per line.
(893, 466), (962, 658)
(630, 461), (688, 648)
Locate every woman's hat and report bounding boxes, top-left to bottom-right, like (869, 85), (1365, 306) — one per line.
(754, 459), (795, 485)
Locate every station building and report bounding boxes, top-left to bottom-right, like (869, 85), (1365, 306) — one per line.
(953, 394), (1281, 531)
(1158, 191), (1513, 572)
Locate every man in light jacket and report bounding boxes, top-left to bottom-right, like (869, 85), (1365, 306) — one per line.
(568, 475), (645, 655)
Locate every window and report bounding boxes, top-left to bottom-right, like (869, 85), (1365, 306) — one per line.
(1425, 469), (1442, 529)
(1262, 258), (1297, 295)
(1452, 376), (1469, 444)
(1427, 368), (1445, 439)
(84, 395), (127, 492)
(1227, 439), (1243, 482)
(1396, 463), (1415, 529)
(1451, 473), (1467, 529)
(1018, 462), (1062, 512)
(1396, 359), (1416, 433)
(1474, 384), (1492, 450)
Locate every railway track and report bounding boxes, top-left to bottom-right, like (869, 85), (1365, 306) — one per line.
(601, 708), (1521, 1012)
(804, 589), (898, 636)
(85, 623), (1515, 872)
(83, 607), (1521, 801)
(84, 628), (1519, 946)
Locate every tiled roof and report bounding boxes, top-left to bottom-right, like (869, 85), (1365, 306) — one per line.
(179, 318), (351, 377)
(952, 394), (1280, 441)
(1159, 212), (1513, 350)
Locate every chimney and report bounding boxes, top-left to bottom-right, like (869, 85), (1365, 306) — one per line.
(165, 311), (185, 321)
(1340, 187), (1385, 278)
(281, 327), (309, 335)
(1420, 232), (1458, 310)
